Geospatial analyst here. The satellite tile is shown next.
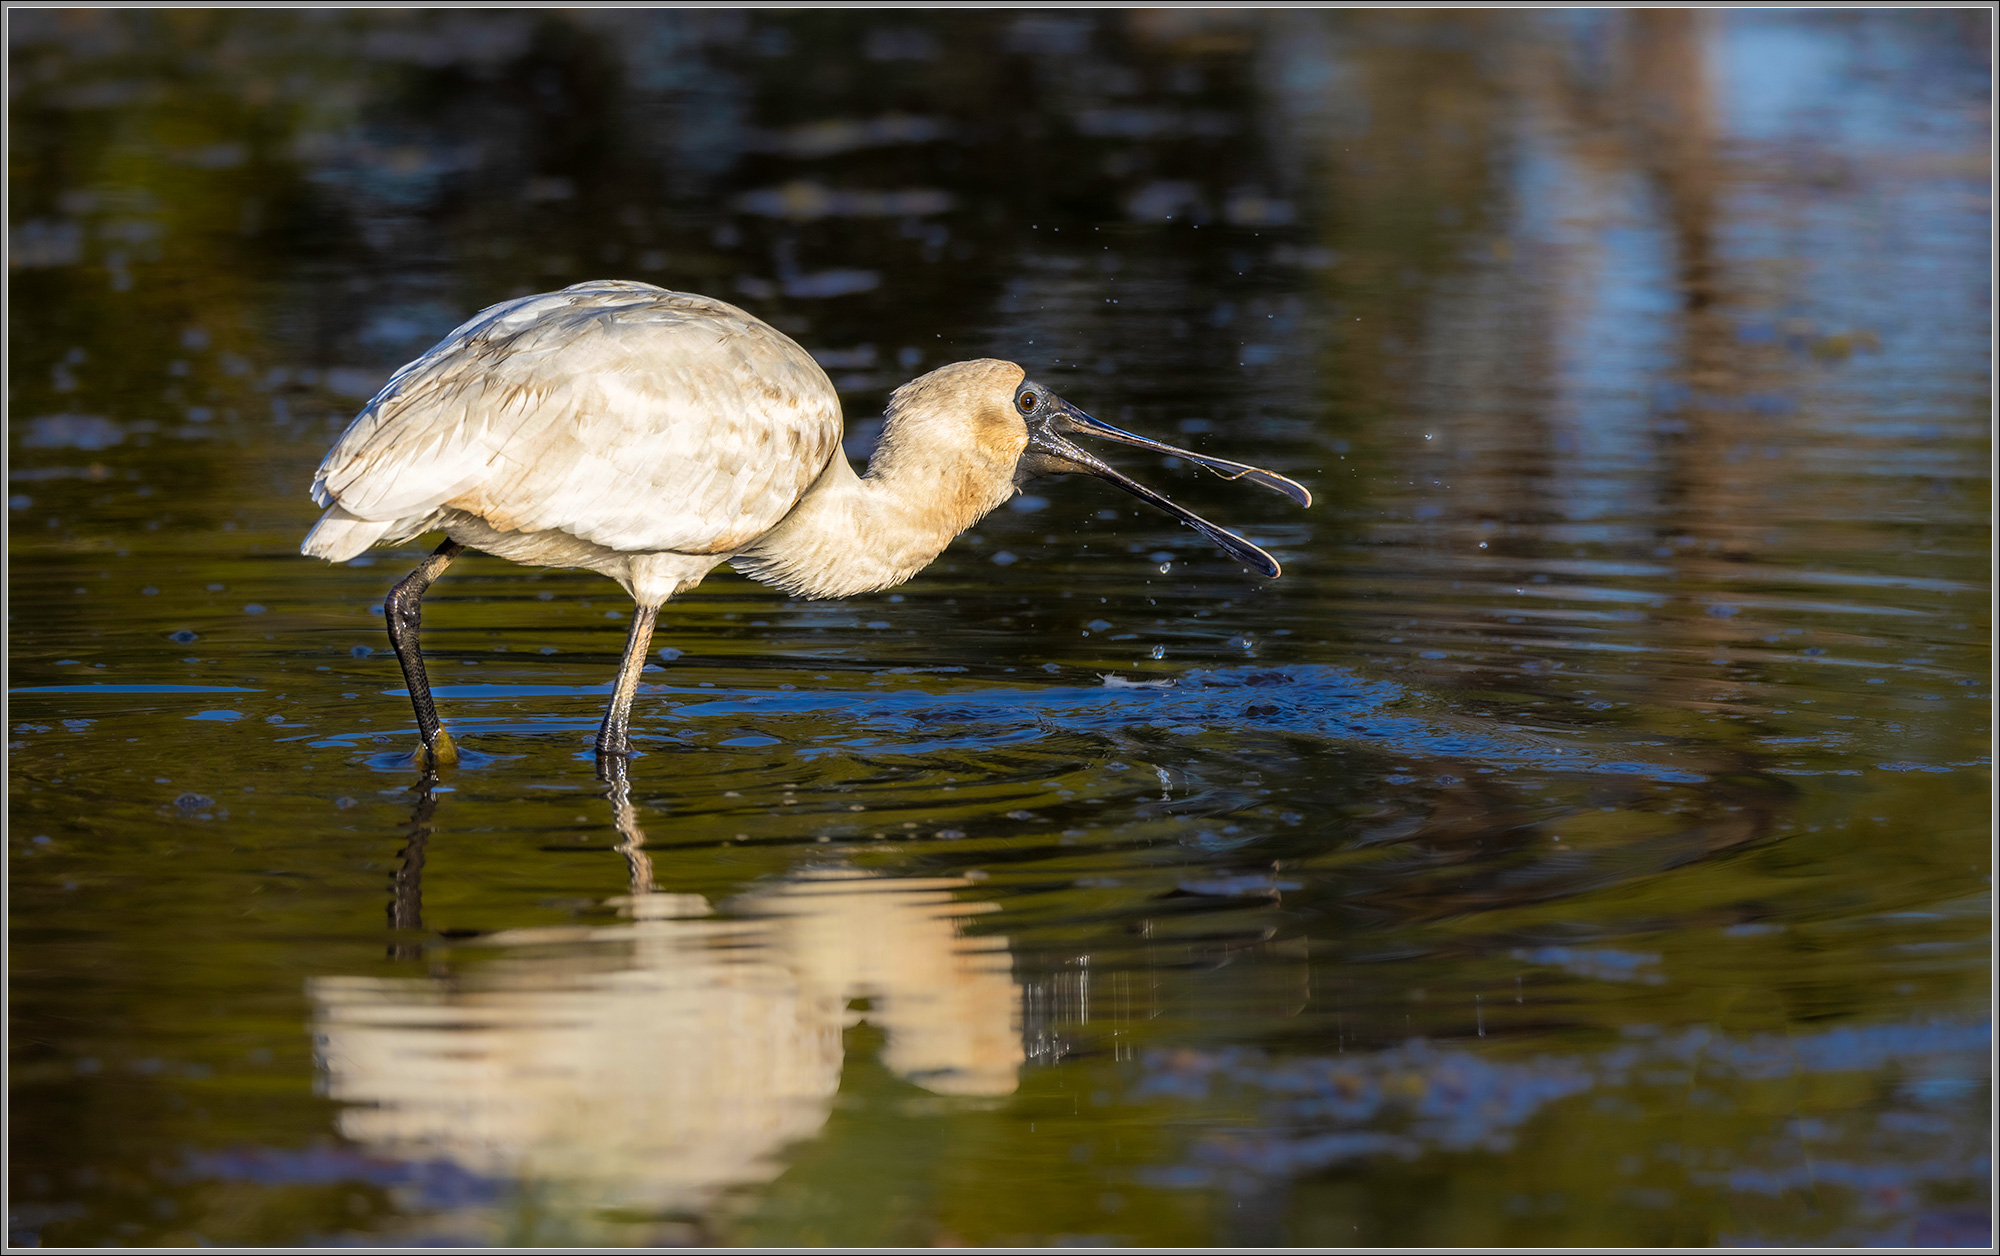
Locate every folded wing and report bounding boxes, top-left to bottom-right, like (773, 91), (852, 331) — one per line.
(309, 282), (843, 556)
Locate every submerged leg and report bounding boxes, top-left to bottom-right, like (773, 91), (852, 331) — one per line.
(385, 539), (465, 769)
(595, 603), (661, 762)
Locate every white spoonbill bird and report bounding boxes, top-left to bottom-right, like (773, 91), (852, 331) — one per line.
(303, 281), (1309, 769)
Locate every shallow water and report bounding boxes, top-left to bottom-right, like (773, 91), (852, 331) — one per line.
(8, 9), (1991, 1247)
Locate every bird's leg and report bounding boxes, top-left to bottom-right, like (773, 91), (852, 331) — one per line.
(595, 603), (661, 764)
(385, 539), (465, 769)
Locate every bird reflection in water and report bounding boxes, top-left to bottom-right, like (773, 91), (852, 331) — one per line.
(313, 765), (1021, 1230)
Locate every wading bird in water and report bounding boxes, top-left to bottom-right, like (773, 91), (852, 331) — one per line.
(303, 281), (1309, 770)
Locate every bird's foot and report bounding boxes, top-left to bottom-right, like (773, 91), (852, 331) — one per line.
(411, 728), (460, 770)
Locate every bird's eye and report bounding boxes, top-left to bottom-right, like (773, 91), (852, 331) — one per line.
(1018, 392), (1039, 413)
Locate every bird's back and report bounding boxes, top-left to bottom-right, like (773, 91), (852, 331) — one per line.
(309, 281), (843, 556)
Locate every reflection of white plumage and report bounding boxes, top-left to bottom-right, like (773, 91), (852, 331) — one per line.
(301, 280), (1305, 768)
(308, 872), (1020, 1236)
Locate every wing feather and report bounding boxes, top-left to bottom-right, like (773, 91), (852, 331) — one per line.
(311, 282), (842, 554)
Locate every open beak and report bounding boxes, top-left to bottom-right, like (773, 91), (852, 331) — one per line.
(1015, 390), (1311, 578)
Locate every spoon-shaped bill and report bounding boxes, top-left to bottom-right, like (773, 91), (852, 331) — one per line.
(1078, 456), (1284, 577)
(1016, 406), (1287, 577)
(1057, 408), (1312, 508)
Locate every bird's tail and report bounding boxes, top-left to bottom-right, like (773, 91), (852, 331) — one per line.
(301, 505), (395, 562)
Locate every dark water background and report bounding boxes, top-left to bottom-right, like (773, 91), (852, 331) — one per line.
(8, 9), (1991, 1247)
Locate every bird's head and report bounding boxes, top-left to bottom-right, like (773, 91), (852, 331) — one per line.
(875, 359), (1311, 576)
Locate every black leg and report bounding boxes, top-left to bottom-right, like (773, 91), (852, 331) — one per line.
(594, 603), (660, 762)
(385, 539), (464, 769)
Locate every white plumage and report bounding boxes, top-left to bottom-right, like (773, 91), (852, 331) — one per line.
(303, 279), (1306, 770)
(305, 281), (844, 605)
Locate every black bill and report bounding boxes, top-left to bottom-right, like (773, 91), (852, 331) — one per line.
(1012, 382), (1310, 578)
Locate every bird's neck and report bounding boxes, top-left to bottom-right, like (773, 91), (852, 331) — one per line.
(733, 447), (1012, 600)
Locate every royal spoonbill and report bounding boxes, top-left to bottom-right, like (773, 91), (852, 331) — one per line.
(303, 281), (1308, 768)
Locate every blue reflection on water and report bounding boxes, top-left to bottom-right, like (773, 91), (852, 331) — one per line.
(1136, 1015), (1991, 1240)
(180, 1144), (503, 1209)
(311, 666), (1709, 784)
(10, 684), (262, 694)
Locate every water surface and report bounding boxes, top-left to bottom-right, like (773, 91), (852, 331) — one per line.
(9, 9), (1991, 1247)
